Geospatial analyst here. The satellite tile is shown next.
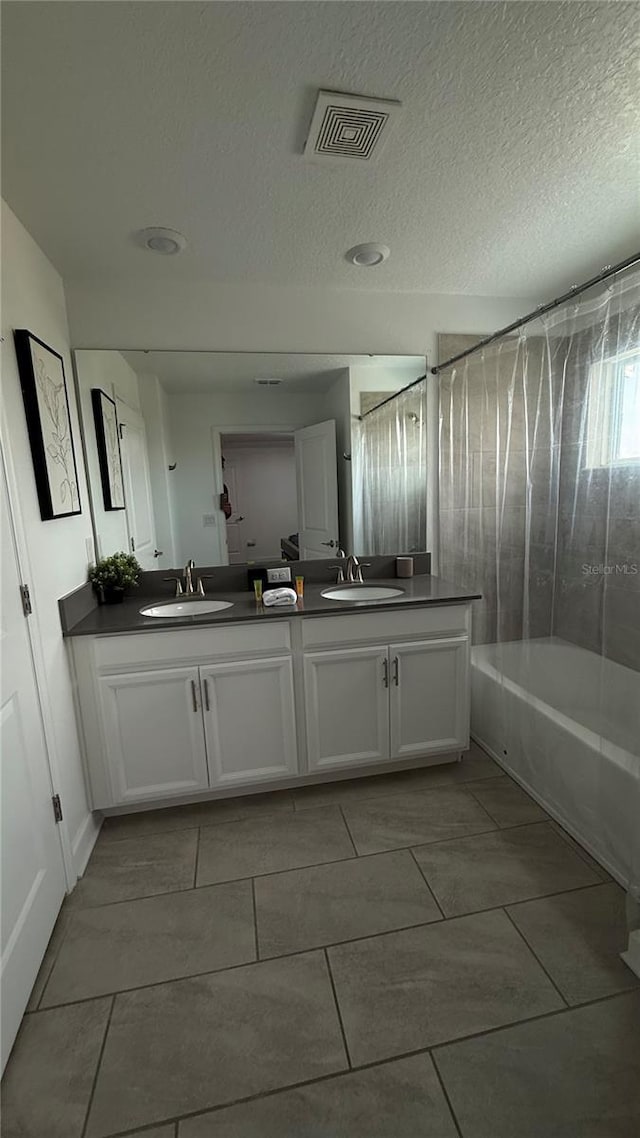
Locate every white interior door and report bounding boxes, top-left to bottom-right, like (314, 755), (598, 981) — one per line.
(1, 456), (67, 1071)
(117, 400), (158, 569)
(223, 458), (244, 564)
(294, 420), (339, 558)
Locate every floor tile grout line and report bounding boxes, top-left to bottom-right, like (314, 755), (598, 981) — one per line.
(407, 846), (446, 920)
(429, 1051), (465, 1138)
(34, 912), (73, 1011)
(337, 804), (359, 857)
(403, 878), (613, 926)
(192, 827), (201, 889)
(35, 873), (616, 1015)
(97, 772), (510, 845)
(78, 990), (640, 1138)
(74, 815), (604, 916)
(80, 993), (116, 1138)
(32, 915), (445, 1013)
(323, 947), (352, 1069)
(501, 906), (569, 1008)
(99, 803), (296, 844)
(550, 822), (613, 882)
(251, 876), (260, 961)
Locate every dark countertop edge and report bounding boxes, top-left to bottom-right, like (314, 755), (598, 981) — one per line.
(62, 575), (482, 638)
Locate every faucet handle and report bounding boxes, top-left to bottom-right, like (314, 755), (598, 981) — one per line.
(327, 565), (345, 583)
(163, 577), (184, 597)
(196, 575), (217, 597)
(356, 562), (371, 583)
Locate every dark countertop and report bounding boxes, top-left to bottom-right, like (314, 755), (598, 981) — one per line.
(63, 574), (481, 637)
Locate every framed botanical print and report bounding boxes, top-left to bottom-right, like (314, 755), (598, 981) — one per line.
(91, 388), (125, 510)
(14, 329), (82, 519)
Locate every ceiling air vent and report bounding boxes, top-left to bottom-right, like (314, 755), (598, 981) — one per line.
(303, 90), (401, 164)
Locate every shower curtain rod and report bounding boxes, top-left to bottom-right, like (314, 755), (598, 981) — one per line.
(360, 250), (640, 419)
(431, 249), (640, 376)
(360, 374), (427, 419)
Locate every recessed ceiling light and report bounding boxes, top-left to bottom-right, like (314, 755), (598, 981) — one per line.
(254, 378), (282, 386)
(346, 243), (390, 267)
(136, 227), (187, 255)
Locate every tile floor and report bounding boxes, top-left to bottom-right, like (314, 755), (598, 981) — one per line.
(3, 742), (639, 1137)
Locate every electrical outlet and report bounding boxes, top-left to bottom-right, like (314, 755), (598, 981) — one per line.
(267, 566), (292, 584)
(85, 535), (95, 568)
(202, 515), (217, 528)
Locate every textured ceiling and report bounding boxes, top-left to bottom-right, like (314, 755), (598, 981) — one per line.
(120, 351), (425, 393)
(2, 1), (638, 298)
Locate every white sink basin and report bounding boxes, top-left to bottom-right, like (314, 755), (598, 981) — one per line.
(140, 599), (234, 618)
(322, 585), (405, 602)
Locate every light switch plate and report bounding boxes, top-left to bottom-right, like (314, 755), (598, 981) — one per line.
(267, 566), (292, 584)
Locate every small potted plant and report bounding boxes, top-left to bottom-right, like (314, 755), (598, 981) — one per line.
(89, 551), (141, 604)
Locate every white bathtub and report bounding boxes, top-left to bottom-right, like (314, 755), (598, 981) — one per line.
(471, 636), (640, 896)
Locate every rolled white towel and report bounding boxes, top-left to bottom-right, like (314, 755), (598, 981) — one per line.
(262, 587), (298, 607)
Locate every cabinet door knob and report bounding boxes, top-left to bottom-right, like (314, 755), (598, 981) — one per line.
(382, 658), (389, 688)
(203, 678), (210, 712)
(190, 679), (199, 713)
(393, 656), (400, 686)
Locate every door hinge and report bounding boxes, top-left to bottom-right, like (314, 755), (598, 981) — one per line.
(52, 794), (63, 823)
(19, 583), (33, 616)
(130, 537), (135, 552)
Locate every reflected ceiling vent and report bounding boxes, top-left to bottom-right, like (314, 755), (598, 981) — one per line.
(303, 90), (401, 164)
(254, 378), (282, 386)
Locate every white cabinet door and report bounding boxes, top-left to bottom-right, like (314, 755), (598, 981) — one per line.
(201, 656), (297, 787)
(305, 647), (390, 771)
(99, 667), (209, 802)
(389, 638), (469, 760)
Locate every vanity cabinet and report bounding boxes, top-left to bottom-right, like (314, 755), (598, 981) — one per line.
(304, 646), (390, 770)
(70, 602), (472, 810)
(389, 638), (468, 760)
(201, 656), (297, 786)
(98, 667), (209, 801)
(304, 635), (468, 773)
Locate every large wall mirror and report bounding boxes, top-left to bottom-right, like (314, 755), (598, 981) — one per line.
(73, 350), (426, 570)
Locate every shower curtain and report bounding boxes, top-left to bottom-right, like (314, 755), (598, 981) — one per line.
(354, 381), (427, 556)
(438, 267), (640, 908)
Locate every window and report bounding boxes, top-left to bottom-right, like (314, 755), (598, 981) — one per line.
(584, 348), (640, 468)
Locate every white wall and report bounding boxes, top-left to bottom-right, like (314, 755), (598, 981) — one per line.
(73, 349), (142, 558)
(168, 389), (327, 565)
(66, 278), (535, 361)
(1, 200), (98, 878)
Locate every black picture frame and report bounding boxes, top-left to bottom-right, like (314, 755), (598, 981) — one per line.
(91, 388), (126, 510)
(14, 329), (82, 520)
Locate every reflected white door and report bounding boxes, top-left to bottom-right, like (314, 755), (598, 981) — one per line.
(1, 455), (66, 1071)
(294, 420), (339, 558)
(223, 459), (244, 564)
(117, 401), (158, 569)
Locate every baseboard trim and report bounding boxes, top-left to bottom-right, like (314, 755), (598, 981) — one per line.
(622, 930), (640, 980)
(70, 810), (101, 882)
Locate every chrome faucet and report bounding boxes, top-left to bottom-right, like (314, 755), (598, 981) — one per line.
(184, 559), (196, 595)
(345, 555), (362, 583)
(328, 548), (347, 583)
(328, 552), (371, 584)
